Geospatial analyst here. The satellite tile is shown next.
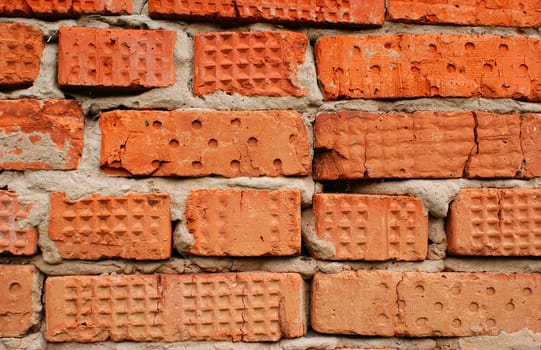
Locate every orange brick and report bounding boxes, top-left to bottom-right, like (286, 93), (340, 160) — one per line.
(194, 31), (307, 97)
(311, 271), (541, 337)
(48, 192), (171, 260)
(448, 188), (541, 256)
(0, 99), (84, 170)
(46, 272), (305, 342)
(0, 190), (37, 255)
(316, 34), (541, 101)
(0, 23), (43, 87)
(388, 0), (541, 28)
(58, 26), (175, 91)
(100, 110), (310, 177)
(72, 0), (132, 15)
(313, 111), (541, 179)
(0, 0), (132, 16)
(149, 0), (384, 27)
(0, 265), (38, 337)
(186, 189), (301, 256)
(313, 194), (427, 261)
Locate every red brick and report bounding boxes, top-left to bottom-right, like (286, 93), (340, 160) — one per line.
(149, 0), (384, 27)
(57, 26), (176, 91)
(448, 188), (541, 256)
(313, 111), (541, 179)
(0, 265), (38, 337)
(48, 192), (171, 260)
(46, 272), (305, 342)
(388, 0), (541, 28)
(316, 34), (541, 101)
(186, 189), (301, 256)
(100, 110), (310, 177)
(0, 99), (84, 170)
(0, 190), (37, 255)
(0, 0), (131, 16)
(0, 23), (43, 87)
(311, 271), (541, 337)
(194, 31), (307, 97)
(313, 194), (427, 261)
(72, 0), (131, 15)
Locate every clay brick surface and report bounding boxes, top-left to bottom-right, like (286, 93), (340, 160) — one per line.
(0, 0), (131, 16)
(0, 23), (43, 87)
(448, 188), (541, 256)
(49, 192), (171, 260)
(0, 190), (37, 255)
(194, 31), (307, 97)
(313, 111), (541, 179)
(100, 110), (310, 177)
(0, 265), (37, 337)
(46, 272), (304, 342)
(388, 0), (541, 28)
(313, 194), (427, 261)
(149, 0), (384, 27)
(58, 26), (175, 90)
(316, 34), (541, 101)
(186, 189), (301, 256)
(0, 99), (84, 170)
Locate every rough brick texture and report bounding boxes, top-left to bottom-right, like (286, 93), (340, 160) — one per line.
(313, 111), (541, 179)
(448, 188), (541, 256)
(311, 271), (541, 337)
(316, 34), (541, 101)
(194, 31), (307, 97)
(57, 26), (176, 90)
(388, 0), (541, 28)
(49, 192), (171, 260)
(149, 0), (384, 27)
(312, 194), (427, 261)
(46, 272), (305, 342)
(0, 190), (37, 255)
(0, 0), (132, 17)
(0, 265), (38, 337)
(100, 110), (310, 177)
(0, 99), (84, 170)
(0, 23), (43, 87)
(186, 189), (301, 256)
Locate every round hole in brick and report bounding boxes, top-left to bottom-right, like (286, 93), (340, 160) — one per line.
(452, 318), (462, 328)
(520, 64), (529, 74)
(169, 139), (179, 148)
(429, 44), (437, 53)
(9, 282), (21, 293)
(450, 285), (461, 295)
(415, 285), (425, 294)
(483, 63), (493, 73)
(384, 42), (392, 49)
(505, 302), (515, 311)
(465, 42), (475, 51)
(153, 120), (162, 129)
(151, 160), (161, 168)
(192, 120), (202, 129)
(273, 159), (282, 170)
(447, 64), (456, 73)
(523, 287), (532, 296)
(248, 137), (258, 146)
(430, 86), (440, 95)
(352, 45), (361, 55)
(469, 302), (479, 311)
(434, 302), (443, 311)
(192, 161), (202, 169)
(208, 139), (218, 148)
(377, 314), (388, 324)
(289, 134), (297, 143)
(231, 118), (241, 127)
(415, 317), (428, 327)
(486, 287), (496, 295)
(230, 160), (240, 170)
(370, 65), (381, 74)
(499, 44), (509, 53)
(486, 318), (496, 327)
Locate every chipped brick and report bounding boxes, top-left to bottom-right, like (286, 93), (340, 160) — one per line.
(0, 0), (132, 16)
(0, 190), (37, 255)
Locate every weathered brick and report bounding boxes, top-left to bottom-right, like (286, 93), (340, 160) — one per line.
(46, 272), (305, 342)
(313, 194), (427, 261)
(100, 110), (310, 177)
(316, 34), (541, 101)
(57, 26), (176, 91)
(313, 111), (541, 179)
(0, 265), (39, 337)
(49, 192), (171, 260)
(186, 189), (301, 256)
(149, 0), (384, 27)
(448, 188), (541, 256)
(311, 271), (541, 337)
(194, 31), (307, 97)
(72, 0), (132, 15)
(0, 190), (37, 255)
(0, 0), (131, 16)
(0, 99), (84, 170)
(0, 23), (43, 88)
(388, 0), (541, 28)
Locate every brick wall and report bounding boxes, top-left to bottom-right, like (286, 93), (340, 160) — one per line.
(1, 1), (541, 349)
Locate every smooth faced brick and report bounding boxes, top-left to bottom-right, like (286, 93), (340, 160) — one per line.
(0, 99), (84, 170)
(186, 189), (301, 256)
(316, 34), (541, 101)
(0, 190), (37, 255)
(0, 0), (131, 16)
(58, 26), (175, 91)
(48, 192), (171, 260)
(100, 110), (310, 177)
(0, 23), (43, 88)
(194, 31), (307, 97)
(388, 0), (541, 28)
(448, 188), (541, 256)
(0, 265), (39, 337)
(46, 272), (305, 342)
(313, 194), (427, 261)
(314, 111), (541, 179)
